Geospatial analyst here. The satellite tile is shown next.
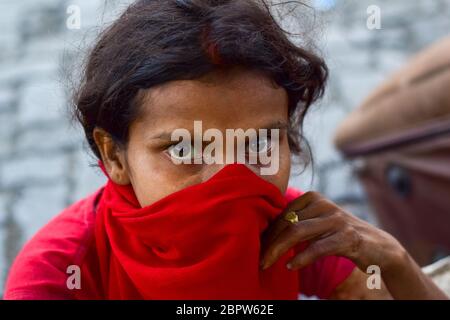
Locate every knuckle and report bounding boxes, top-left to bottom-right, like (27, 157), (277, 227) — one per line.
(286, 201), (300, 211)
(334, 208), (345, 217)
(333, 209), (348, 223)
(306, 191), (322, 200)
(330, 211), (346, 228)
(341, 224), (353, 236)
(315, 198), (331, 210)
(312, 199), (339, 216)
(339, 223), (355, 238)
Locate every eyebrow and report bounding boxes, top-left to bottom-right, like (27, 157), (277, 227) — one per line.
(260, 120), (289, 131)
(149, 120), (289, 141)
(151, 132), (176, 141)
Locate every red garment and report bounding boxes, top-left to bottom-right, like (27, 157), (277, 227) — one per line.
(96, 163), (299, 299)
(4, 164), (355, 300)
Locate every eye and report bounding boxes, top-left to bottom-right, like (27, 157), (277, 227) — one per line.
(248, 136), (271, 154)
(167, 142), (195, 161)
(167, 142), (194, 160)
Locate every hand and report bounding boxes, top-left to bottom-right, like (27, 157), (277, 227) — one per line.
(260, 191), (405, 272)
(259, 191), (449, 300)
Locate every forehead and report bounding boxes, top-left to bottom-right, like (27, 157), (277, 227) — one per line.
(132, 68), (289, 134)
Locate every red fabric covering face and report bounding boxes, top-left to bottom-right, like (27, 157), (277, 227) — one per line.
(95, 163), (299, 299)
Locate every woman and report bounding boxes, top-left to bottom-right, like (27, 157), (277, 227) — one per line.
(4, 0), (447, 300)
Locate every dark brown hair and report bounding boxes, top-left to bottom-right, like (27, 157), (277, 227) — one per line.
(73, 0), (328, 162)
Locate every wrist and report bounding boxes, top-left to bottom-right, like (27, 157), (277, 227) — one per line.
(380, 238), (409, 276)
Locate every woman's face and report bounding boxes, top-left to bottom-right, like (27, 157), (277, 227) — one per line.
(96, 67), (291, 207)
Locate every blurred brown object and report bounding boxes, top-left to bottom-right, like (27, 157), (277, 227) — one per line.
(334, 36), (450, 266)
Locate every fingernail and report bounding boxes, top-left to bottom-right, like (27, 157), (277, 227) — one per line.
(286, 263), (292, 270)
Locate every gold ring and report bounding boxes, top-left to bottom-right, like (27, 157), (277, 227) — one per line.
(284, 211), (299, 224)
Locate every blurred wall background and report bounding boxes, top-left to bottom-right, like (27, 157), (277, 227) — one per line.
(0, 0), (449, 297)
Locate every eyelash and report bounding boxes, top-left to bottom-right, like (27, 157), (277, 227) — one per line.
(164, 135), (273, 162)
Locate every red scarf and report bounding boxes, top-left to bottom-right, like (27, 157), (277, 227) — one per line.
(94, 162), (299, 299)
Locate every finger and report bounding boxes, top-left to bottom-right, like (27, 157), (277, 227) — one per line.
(261, 192), (325, 249)
(261, 216), (337, 270)
(296, 202), (336, 225)
(286, 233), (343, 270)
(288, 191), (323, 212)
(260, 213), (291, 251)
(261, 198), (337, 255)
